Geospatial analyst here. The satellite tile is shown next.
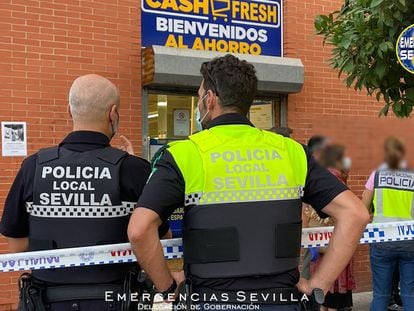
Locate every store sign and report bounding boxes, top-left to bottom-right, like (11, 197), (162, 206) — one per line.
(396, 24), (414, 74)
(141, 0), (283, 56)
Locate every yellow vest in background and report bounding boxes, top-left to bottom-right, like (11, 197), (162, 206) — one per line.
(373, 169), (414, 223)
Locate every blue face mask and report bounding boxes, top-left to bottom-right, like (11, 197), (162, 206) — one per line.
(195, 94), (208, 132)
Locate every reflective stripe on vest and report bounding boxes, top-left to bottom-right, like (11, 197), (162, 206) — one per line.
(167, 125), (307, 279)
(373, 169), (414, 223)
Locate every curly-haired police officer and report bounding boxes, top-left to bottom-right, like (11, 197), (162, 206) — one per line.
(128, 55), (370, 310)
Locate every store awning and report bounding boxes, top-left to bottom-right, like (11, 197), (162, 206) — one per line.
(142, 46), (304, 95)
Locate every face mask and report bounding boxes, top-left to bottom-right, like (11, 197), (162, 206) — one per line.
(342, 156), (352, 171)
(195, 94), (208, 132)
(110, 110), (119, 139)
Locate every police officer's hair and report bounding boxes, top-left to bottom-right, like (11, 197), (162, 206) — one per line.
(319, 144), (345, 169)
(69, 74), (120, 121)
(307, 135), (328, 154)
(269, 126), (293, 138)
(200, 54), (258, 115)
(384, 136), (405, 170)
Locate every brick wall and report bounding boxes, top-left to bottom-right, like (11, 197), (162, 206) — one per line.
(285, 0), (414, 292)
(1, 0), (413, 308)
(0, 0), (142, 308)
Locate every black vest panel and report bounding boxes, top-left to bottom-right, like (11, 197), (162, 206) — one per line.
(183, 199), (302, 279)
(30, 146), (132, 284)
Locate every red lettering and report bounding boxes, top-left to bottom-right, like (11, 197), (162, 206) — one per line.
(110, 249), (132, 257)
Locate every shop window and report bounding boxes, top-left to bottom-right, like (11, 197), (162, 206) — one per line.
(147, 94), (281, 144)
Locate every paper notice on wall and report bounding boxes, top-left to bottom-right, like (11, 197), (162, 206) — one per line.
(249, 104), (273, 129)
(173, 109), (190, 136)
(2, 122), (27, 157)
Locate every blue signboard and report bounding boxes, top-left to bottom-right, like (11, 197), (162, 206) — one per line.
(396, 24), (414, 74)
(169, 207), (184, 237)
(141, 0), (283, 57)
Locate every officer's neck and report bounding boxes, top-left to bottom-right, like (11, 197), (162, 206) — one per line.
(72, 123), (112, 140)
(209, 108), (241, 121)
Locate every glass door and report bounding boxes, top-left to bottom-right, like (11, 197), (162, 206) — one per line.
(144, 92), (283, 160)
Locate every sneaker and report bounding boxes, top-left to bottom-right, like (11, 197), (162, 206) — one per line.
(388, 304), (403, 311)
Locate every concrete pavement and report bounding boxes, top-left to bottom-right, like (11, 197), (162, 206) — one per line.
(353, 291), (372, 311)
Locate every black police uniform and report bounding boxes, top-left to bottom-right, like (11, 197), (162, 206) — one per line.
(137, 114), (347, 302)
(0, 131), (169, 311)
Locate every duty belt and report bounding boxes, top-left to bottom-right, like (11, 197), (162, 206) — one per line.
(44, 284), (123, 302)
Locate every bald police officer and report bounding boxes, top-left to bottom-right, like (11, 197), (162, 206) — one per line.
(0, 74), (170, 311)
(127, 55), (370, 310)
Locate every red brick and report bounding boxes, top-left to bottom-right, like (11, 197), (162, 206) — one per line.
(2, 0), (407, 305)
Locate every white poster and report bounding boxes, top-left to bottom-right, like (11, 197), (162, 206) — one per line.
(249, 104), (273, 129)
(2, 122), (27, 157)
(173, 109), (190, 137)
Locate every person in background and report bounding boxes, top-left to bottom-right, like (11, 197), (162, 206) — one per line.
(269, 126), (293, 138)
(308, 145), (355, 311)
(301, 135), (331, 280)
(362, 137), (404, 311)
(362, 137), (413, 311)
(387, 271), (403, 311)
(307, 136), (331, 162)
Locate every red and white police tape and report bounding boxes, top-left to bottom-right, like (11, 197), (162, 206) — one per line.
(0, 220), (413, 272)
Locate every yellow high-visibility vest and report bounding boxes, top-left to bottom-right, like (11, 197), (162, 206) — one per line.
(167, 124), (308, 279)
(373, 169), (414, 223)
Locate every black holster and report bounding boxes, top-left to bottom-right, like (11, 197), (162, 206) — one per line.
(121, 270), (155, 311)
(17, 273), (47, 311)
(173, 280), (193, 311)
(300, 289), (325, 311)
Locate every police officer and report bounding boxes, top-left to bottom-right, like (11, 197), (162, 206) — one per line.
(128, 55), (370, 310)
(362, 137), (414, 311)
(0, 74), (170, 311)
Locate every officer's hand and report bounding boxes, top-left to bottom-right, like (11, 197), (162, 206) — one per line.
(162, 272), (185, 303)
(119, 135), (135, 155)
(171, 270), (185, 285)
(296, 277), (312, 296)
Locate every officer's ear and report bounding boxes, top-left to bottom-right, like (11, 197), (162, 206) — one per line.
(206, 89), (217, 110)
(109, 105), (119, 123)
(67, 105), (72, 119)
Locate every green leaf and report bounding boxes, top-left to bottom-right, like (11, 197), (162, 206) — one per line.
(379, 42), (388, 52)
(384, 92), (390, 104)
(340, 37), (352, 49)
(375, 62), (387, 79)
(345, 74), (356, 87)
(379, 103), (390, 117)
(393, 101), (402, 112)
(405, 103), (413, 115)
(406, 88), (414, 101)
(371, 0), (384, 8)
(386, 41), (394, 51)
